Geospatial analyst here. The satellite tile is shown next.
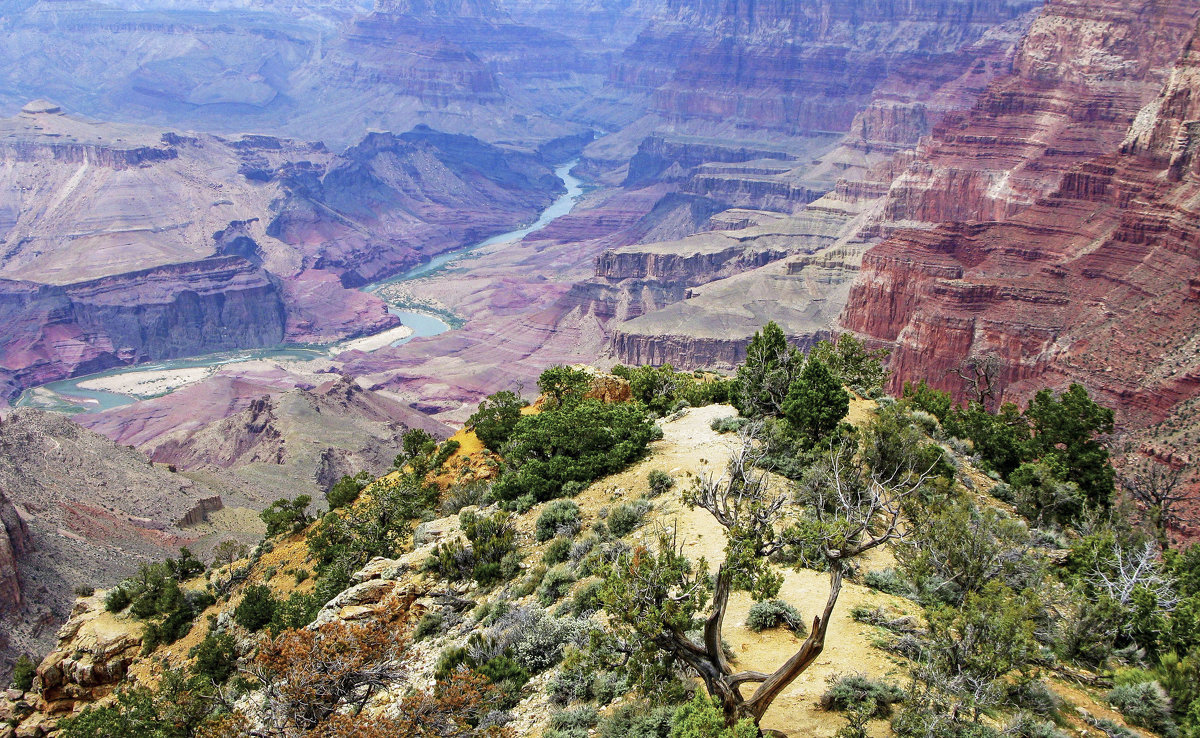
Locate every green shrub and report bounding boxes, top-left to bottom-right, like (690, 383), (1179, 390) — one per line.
(414, 610), (445, 641)
(1108, 681), (1177, 737)
(468, 390), (526, 452)
(1004, 713), (1069, 738)
(571, 579), (604, 616)
(711, 416), (750, 434)
(188, 631), (237, 684)
(537, 500), (583, 542)
(233, 585), (277, 632)
(599, 701), (674, 738)
(538, 564), (577, 606)
(325, 471), (372, 510)
(669, 693), (758, 738)
(863, 568), (915, 598)
(11, 653), (34, 691)
(821, 673), (905, 718)
(544, 537), (573, 566)
(260, 496), (312, 537)
(746, 599), (807, 634)
(1005, 679), (1061, 719)
(608, 499), (650, 537)
(647, 470), (676, 497)
(74, 584), (96, 598)
(492, 399), (658, 503)
(104, 586), (131, 613)
(549, 705), (599, 736)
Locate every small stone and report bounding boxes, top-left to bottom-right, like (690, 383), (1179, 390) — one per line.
(5, 689), (23, 701)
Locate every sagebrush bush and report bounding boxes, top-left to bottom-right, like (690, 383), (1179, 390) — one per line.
(538, 564), (577, 606)
(863, 568), (914, 598)
(598, 701), (674, 738)
(544, 537), (572, 565)
(710, 416), (750, 434)
(647, 469), (676, 497)
(1005, 679), (1061, 719)
(746, 599), (806, 634)
(608, 499), (651, 537)
(414, 610), (445, 641)
(821, 673), (905, 717)
(1004, 712), (1069, 738)
(1107, 681), (1177, 737)
(537, 500), (583, 542)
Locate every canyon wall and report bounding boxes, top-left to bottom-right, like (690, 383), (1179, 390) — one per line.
(841, 0), (1200, 427)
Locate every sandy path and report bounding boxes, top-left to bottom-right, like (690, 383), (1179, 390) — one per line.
(561, 403), (911, 737)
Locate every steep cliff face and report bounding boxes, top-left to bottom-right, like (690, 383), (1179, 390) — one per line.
(0, 257), (288, 401)
(612, 0), (1042, 136)
(0, 409), (229, 671)
(0, 488), (31, 615)
(842, 6), (1200, 427)
(879, 0), (1200, 226)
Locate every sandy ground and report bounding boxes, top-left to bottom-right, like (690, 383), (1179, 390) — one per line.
(333, 325), (414, 354)
(77, 366), (216, 397)
(525, 401), (909, 737)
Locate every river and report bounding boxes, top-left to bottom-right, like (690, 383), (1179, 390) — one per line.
(15, 161), (585, 414)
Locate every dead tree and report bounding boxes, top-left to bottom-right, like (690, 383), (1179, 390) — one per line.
(1119, 458), (1196, 547)
(601, 425), (937, 728)
(950, 355), (1003, 408)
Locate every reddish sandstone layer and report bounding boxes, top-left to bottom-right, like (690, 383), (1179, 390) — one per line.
(843, 5), (1200, 428)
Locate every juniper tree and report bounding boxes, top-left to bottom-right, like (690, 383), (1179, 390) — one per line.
(597, 423), (937, 729)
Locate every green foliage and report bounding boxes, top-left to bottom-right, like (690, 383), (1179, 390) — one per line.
(414, 610), (445, 641)
(608, 499), (650, 537)
(863, 568), (915, 598)
(782, 357), (850, 445)
(615, 364), (734, 414)
(435, 646), (529, 707)
(307, 475), (435, 575)
(544, 537), (573, 566)
(468, 390), (526, 452)
(809, 333), (890, 394)
(735, 321), (804, 417)
(669, 694), (759, 738)
(11, 653), (34, 691)
(395, 428), (437, 468)
(1009, 461), (1084, 528)
(538, 564), (577, 605)
(648, 469), (676, 497)
(324, 471), (372, 510)
(188, 630), (238, 684)
(903, 380), (952, 422)
(492, 398), (658, 503)
(539, 365), (593, 409)
(1004, 713), (1070, 738)
(537, 499), (583, 542)
(260, 496), (312, 538)
(233, 585), (277, 632)
(746, 599), (807, 633)
(57, 667), (225, 738)
(710, 416), (750, 434)
(1108, 681), (1178, 737)
(1024, 384), (1115, 508)
(427, 511), (521, 586)
(102, 552), (213, 650)
(599, 701), (675, 738)
(821, 673), (906, 717)
(546, 705), (600, 738)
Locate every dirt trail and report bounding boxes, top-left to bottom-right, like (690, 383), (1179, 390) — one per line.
(565, 403), (913, 737)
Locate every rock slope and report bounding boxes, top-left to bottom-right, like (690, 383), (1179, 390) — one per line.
(841, 0), (1200, 425)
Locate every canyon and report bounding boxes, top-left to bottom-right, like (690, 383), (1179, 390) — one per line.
(6, 0), (1200, 677)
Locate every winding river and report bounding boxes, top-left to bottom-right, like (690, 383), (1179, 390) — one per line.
(16, 161), (585, 414)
